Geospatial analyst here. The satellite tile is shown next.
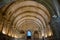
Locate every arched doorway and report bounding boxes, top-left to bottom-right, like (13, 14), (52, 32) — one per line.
(33, 31), (39, 40)
(26, 31), (32, 40)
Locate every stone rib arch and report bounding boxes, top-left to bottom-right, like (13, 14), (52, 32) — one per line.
(1, 0), (53, 39)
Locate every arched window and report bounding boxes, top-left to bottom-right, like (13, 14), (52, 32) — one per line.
(26, 30), (32, 40)
(27, 31), (32, 36)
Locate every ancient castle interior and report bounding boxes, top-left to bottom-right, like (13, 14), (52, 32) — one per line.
(0, 0), (60, 40)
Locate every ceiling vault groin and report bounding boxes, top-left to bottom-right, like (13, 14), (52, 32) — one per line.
(0, 0), (53, 38)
